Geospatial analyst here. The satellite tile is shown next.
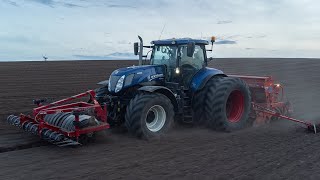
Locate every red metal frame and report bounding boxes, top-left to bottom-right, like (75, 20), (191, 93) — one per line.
(18, 90), (109, 140)
(252, 103), (313, 126)
(230, 75), (316, 132)
(230, 75), (288, 121)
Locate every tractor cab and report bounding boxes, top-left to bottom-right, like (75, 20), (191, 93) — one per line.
(105, 36), (218, 95)
(150, 38), (208, 87)
(135, 37), (215, 88)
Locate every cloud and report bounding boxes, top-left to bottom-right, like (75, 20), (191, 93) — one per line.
(73, 52), (137, 60)
(217, 20), (232, 24)
(63, 3), (82, 8)
(4, 0), (18, 6)
(107, 4), (137, 9)
(246, 35), (267, 39)
(1, 0), (320, 60)
(215, 40), (237, 45)
(30, 0), (81, 8)
(26, 1), (137, 9)
(31, 0), (54, 7)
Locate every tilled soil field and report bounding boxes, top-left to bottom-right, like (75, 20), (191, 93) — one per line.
(1, 59), (320, 179)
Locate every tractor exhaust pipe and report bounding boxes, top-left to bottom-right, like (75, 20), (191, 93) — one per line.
(138, 35), (143, 66)
(134, 36), (143, 66)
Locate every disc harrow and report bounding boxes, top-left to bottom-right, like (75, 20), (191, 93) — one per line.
(7, 90), (109, 146)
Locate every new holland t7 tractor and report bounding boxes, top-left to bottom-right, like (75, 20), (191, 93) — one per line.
(10, 36), (310, 146)
(95, 36), (251, 138)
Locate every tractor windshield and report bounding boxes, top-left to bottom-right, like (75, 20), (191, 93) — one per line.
(151, 45), (205, 69)
(150, 44), (205, 83)
(151, 45), (177, 69)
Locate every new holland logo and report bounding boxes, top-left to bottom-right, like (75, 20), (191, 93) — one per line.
(149, 74), (164, 81)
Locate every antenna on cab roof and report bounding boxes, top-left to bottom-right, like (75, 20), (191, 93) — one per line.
(159, 23), (166, 40)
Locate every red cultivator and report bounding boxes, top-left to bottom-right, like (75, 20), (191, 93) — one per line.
(7, 90), (109, 146)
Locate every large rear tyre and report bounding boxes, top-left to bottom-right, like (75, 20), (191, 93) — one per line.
(192, 85), (210, 125)
(125, 93), (174, 139)
(192, 76), (224, 125)
(205, 77), (251, 131)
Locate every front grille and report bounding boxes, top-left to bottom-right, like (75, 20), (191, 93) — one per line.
(109, 75), (121, 92)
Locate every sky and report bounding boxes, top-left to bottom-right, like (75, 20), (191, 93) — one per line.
(0, 0), (320, 61)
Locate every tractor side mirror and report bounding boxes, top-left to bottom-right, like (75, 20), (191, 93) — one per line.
(134, 42), (139, 55)
(187, 42), (195, 57)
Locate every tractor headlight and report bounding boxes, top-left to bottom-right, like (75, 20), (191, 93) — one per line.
(175, 67), (180, 74)
(115, 75), (125, 93)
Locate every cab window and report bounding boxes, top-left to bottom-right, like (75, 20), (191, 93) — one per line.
(179, 45), (205, 70)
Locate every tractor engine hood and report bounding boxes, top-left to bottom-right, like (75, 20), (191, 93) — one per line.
(108, 65), (165, 93)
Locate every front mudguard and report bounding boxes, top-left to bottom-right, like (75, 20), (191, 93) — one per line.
(138, 86), (179, 112)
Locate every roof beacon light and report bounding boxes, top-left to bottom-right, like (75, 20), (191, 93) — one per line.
(211, 36), (216, 43)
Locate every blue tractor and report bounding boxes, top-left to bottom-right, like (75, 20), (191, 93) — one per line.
(96, 36), (251, 139)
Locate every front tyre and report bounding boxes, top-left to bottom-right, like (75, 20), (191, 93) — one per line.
(125, 93), (174, 139)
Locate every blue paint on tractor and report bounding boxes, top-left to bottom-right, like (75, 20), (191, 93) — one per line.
(94, 36), (230, 133)
(151, 38), (209, 45)
(107, 37), (225, 94)
(108, 65), (165, 93)
(190, 67), (225, 92)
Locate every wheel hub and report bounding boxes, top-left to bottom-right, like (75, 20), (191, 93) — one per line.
(145, 105), (166, 132)
(226, 90), (245, 123)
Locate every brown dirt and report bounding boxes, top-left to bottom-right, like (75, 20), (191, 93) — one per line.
(1, 59), (320, 179)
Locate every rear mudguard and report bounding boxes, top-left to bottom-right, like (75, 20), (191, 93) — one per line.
(138, 86), (178, 111)
(190, 67), (226, 92)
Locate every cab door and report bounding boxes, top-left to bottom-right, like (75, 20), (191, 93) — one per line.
(178, 45), (206, 88)
(151, 45), (178, 82)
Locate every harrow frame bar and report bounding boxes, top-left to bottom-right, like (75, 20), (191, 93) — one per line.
(19, 90), (109, 140)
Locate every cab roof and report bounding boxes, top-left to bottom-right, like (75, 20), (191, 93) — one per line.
(151, 38), (209, 45)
